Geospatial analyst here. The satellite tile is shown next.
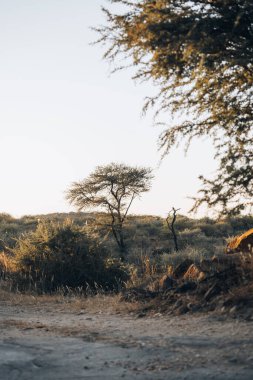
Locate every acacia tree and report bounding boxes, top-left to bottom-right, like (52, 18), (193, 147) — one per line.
(66, 163), (153, 260)
(96, 0), (253, 216)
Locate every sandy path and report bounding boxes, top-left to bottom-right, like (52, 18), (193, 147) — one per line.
(0, 302), (253, 379)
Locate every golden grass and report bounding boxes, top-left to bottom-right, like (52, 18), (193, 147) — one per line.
(0, 288), (140, 314)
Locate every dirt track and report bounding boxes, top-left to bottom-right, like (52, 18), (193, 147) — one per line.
(0, 301), (253, 379)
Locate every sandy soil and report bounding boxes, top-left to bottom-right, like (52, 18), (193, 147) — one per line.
(0, 299), (253, 379)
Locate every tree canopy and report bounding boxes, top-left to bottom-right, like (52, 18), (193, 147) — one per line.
(96, 0), (253, 216)
(66, 163), (153, 259)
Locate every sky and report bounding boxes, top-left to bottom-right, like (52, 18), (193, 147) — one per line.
(0, 0), (217, 218)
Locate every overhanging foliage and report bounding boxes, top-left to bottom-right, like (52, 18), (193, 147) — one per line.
(96, 0), (253, 215)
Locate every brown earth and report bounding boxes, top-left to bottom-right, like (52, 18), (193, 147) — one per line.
(123, 253), (253, 320)
(0, 296), (253, 379)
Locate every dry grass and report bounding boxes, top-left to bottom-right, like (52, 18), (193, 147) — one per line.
(1, 250), (253, 319)
(125, 247), (225, 290)
(0, 252), (15, 275)
(225, 283), (253, 306)
(0, 287), (140, 315)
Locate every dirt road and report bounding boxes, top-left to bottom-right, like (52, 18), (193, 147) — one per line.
(0, 300), (253, 379)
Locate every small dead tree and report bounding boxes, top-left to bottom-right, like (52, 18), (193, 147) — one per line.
(166, 207), (180, 252)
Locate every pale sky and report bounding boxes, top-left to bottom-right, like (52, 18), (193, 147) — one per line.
(0, 0), (216, 218)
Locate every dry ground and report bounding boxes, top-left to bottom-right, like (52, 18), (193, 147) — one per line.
(0, 292), (253, 379)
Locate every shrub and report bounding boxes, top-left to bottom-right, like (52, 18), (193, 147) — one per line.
(0, 213), (15, 224)
(12, 220), (128, 293)
(150, 246), (218, 275)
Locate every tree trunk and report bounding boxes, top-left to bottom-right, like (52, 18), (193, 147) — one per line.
(111, 223), (127, 261)
(166, 207), (180, 252)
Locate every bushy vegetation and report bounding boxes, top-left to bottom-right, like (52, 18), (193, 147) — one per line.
(0, 212), (252, 294)
(1, 212), (253, 256)
(3, 219), (128, 293)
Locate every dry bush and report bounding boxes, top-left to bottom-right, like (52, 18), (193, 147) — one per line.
(0, 252), (15, 280)
(10, 220), (129, 293)
(0, 253), (8, 277)
(151, 246), (216, 272)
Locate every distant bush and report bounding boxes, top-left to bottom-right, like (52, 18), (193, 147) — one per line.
(1, 211), (253, 267)
(0, 213), (15, 224)
(12, 220), (128, 293)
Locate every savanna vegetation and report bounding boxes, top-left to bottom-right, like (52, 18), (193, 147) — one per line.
(0, 209), (252, 306)
(1, 210), (252, 254)
(66, 163), (153, 261)
(0, 2), (252, 317)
